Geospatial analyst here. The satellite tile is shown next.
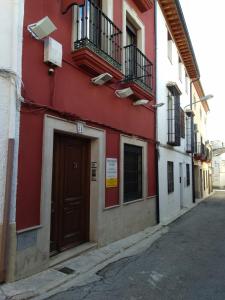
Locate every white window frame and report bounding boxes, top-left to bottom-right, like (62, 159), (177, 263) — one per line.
(120, 135), (148, 204)
(178, 57), (182, 82)
(185, 72), (189, 94)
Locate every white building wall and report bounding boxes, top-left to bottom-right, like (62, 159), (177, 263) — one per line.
(156, 2), (193, 223)
(0, 0), (24, 224)
(212, 154), (225, 189)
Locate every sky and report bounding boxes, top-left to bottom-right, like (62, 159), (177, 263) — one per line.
(179, 0), (225, 142)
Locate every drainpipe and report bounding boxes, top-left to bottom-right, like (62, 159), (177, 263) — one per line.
(190, 78), (200, 203)
(154, 0), (159, 223)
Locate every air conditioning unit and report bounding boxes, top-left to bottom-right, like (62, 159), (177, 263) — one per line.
(91, 73), (113, 85)
(115, 87), (134, 98)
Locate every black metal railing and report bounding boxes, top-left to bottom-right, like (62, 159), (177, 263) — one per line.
(206, 147), (212, 161)
(194, 142), (202, 156)
(194, 142), (207, 160)
(74, 0), (122, 70)
(124, 44), (153, 92)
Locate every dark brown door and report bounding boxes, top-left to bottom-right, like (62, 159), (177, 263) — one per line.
(50, 133), (90, 255)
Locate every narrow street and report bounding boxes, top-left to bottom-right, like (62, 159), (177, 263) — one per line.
(48, 192), (225, 300)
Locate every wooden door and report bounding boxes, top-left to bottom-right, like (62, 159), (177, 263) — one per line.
(50, 133), (90, 255)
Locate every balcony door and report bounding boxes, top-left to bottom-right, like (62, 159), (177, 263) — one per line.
(126, 21), (137, 80)
(89, 0), (102, 47)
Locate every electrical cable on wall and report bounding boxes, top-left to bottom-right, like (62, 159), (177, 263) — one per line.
(0, 68), (24, 110)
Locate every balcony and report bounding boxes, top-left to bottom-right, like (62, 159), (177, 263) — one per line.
(124, 44), (153, 99)
(194, 142), (207, 161)
(72, 0), (123, 80)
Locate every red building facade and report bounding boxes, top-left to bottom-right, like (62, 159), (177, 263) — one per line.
(13, 0), (157, 280)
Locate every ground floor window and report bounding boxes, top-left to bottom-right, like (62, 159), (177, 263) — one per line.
(120, 136), (147, 203)
(124, 144), (142, 202)
(167, 161), (174, 193)
(186, 164), (190, 186)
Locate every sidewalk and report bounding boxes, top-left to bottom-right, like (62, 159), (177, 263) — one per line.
(0, 225), (168, 300)
(0, 193), (213, 300)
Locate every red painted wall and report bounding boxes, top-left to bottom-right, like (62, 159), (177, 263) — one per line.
(105, 130), (120, 207)
(17, 0), (156, 230)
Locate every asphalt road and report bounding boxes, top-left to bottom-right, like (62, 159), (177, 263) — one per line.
(48, 191), (225, 300)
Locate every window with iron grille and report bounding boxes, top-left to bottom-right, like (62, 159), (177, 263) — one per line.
(167, 161), (174, 194)
(124, 144), (142, 202)
(186, 116), (192, 152)
(203, 170), (206, 190)
(167, 87), (181, 146)
(180, 108), (185, 138)
(178, 57), (182, 82)
(185, 72), (189, 94)
(186, 164), (190, 186)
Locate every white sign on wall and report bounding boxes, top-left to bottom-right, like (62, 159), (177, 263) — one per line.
(106, 158), (118, 188)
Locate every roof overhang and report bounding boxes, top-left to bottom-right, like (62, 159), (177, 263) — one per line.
(158, 0), (200, 80)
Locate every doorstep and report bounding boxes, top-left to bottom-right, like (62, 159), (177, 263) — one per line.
(50, 242), (97, 267)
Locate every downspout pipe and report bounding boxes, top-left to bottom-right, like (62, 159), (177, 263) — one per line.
(190, 78), (200, 203)
(154, 0), (159, 223)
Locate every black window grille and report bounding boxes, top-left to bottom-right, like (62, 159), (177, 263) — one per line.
(203, 170), (206, 190)
(180, 108), (185, 138)
(74, 0), (122, 70)
(186, 164), (190, 186)
(124, 144), (142, 202)
(167, 161), (174, 194)
(186, 116), (192, 152)
(167, 87), (181, 146)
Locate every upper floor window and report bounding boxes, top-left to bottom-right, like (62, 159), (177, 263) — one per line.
(180, 108), (185, 138)
(185, 72), (189, 94)
(167, 84), (181, 146)
(167, 31), (173, 63)
(178, 57), (182, 82)
(186, 115), (192, 153)
(73, 0), (122, 70)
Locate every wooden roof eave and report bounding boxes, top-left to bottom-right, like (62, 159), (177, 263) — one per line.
(158, 0), (200, 80)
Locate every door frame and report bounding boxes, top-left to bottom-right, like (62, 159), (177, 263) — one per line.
(39, 115), (105, 261)
(51, 133), (91, 255)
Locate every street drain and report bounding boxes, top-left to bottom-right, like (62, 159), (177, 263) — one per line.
(57, 267), (75, 275)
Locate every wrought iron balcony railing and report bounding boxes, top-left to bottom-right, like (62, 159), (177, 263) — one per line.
(194, 142), (202, 156)
(74, 0), (122, 70)
(124, 44), (153, 93)
(194, 142), (207, 160)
